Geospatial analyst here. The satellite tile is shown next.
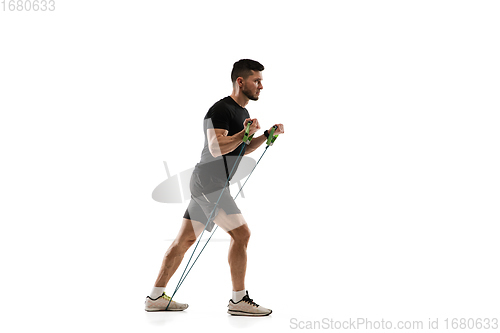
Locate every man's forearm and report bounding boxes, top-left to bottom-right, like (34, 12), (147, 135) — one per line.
(210, 129), (246, 157)
(244, 134), (266, 155)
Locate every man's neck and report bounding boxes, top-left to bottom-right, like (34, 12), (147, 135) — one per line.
(230, 92), (249, 109)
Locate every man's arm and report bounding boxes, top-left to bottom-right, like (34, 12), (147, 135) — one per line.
(207, 128), (245, 158)
(207, 118), (260, 158)
(244, 134), (267, 155)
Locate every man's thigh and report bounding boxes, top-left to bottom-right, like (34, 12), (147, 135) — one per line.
(213, 209), (247, 233)
(175, 218), (206, 242)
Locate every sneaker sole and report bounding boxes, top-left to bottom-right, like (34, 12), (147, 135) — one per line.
(227, 309), (272, 316)
(145, 306), (188, 312)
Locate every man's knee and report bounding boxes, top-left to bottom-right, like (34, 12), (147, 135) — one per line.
(171, 234), (197, 253)
(180, 234), (197, 249)
(230, 224), (251, 244)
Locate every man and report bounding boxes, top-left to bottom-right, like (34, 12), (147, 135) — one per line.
(145, 59), (285, 316)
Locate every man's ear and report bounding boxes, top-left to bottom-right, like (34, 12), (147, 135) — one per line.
(237, 77), (244, 87)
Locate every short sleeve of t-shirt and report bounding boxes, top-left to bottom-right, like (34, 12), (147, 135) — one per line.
(206, 103), (232, 131)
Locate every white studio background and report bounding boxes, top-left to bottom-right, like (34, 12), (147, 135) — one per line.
(1, 1), (499, 332)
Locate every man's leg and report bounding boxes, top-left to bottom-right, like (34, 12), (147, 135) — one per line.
(214, 209), (272, 316)
(228, 224), (251, 291)
(213, 209), (250, 292)
(145, 218), (206, 311)
(153, 218), (205, 288)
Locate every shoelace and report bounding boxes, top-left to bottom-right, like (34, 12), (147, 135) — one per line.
(242, 295), (259, 307)
(161, 293), (172, 301)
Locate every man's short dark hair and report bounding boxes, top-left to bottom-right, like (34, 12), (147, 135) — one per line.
(231, 59), (265, 83)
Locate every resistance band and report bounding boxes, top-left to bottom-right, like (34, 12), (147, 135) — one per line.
(166, 123), (279, 309)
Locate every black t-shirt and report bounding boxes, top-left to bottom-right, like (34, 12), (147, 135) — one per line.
(194, 96), (250, 181)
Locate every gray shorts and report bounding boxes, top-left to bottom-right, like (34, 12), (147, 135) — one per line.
(183, 171), (241, 232)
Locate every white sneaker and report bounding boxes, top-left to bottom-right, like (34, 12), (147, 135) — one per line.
(145, 292), (188, 311)
(227, 291), (272, 316)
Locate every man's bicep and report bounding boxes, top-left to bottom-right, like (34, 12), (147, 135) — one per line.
(207, 128), (228, 141)
(207, 128), (228, 157)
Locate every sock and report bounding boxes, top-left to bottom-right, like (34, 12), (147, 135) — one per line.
(150, 287), (165, 299)
(232, 289), (246, 302)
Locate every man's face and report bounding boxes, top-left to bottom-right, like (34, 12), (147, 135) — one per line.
(241, 71), (263, 101)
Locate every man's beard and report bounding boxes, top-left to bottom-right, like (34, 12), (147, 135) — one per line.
(242, 87), (259, 101)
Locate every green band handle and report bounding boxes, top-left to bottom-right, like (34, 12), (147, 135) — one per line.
(270, 134), (278, 145)
(266, 125), (278, 146)
(243, 121), (253, 144)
